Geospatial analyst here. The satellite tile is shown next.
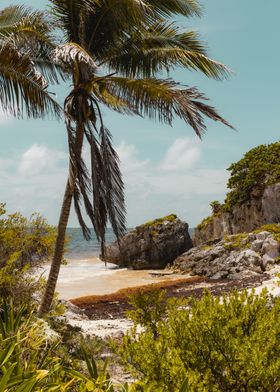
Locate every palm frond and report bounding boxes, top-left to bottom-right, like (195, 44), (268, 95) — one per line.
(64, 89), (126, 250)
(89, 76), (233, 137)
(0, 43), (62, 119)
(89, 76), (139, 115)
(146, 0), (202, 18)
(103, 22), (230, 79)
(79, 0), (147, 57)
(99, 125), (126, 240)
(0, 5), (41, 35)
(53, 42), (97, 82)
(49, 0), (86, 43)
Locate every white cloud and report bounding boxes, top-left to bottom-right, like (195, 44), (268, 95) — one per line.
(114, 139), (229, 226)
(116, 141), (153, 199)
(19, 144), (66, 176)
(1, 139), (230, 227)
(160, 137), (201, 171)
(0, 144), (68, 224)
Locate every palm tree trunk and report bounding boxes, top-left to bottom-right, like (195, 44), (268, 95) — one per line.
(39, 121), (84, 316)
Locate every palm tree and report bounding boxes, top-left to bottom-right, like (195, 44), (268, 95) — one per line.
(39, 0), (233, 315)
(0, 5), (63, 119)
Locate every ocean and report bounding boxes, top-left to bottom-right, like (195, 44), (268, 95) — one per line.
(65, 228), (117, 259)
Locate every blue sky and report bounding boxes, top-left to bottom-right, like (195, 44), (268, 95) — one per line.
(0, 0), (279, 227)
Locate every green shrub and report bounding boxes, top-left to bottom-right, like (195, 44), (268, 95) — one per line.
(223, 142), (280, 211)
(0, 299), (129, 391)
(127, 289), (169, 338)
(196, 142), (280, 229)
(120, 289), (280, 391)
(0, 203), (57, 307)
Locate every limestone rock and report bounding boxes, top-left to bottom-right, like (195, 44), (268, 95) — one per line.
(103, 215), (193, 269)
(170, 230), (280, 280)
(261, 237), (280, 259)
(193, 183), (280, 246)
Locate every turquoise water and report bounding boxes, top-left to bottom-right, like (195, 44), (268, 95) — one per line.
(66, 228), (117, 259)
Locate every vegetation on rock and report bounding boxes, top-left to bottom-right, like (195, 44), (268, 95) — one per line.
(196, 214), (214, 231)
(224, 233), (250, 251)
(223, 141), (280, 212)
(196, 141), (280, 231)
(139, 214), (178, 230)
(254, 223), (280, 243)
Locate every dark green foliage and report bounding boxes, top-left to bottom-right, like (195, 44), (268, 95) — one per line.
(196, 142), (280, 230)
(223, 141), (280, 211)
(120, 289), (280, 391)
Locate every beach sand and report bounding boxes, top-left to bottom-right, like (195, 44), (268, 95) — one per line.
(41, 256), (188, 299)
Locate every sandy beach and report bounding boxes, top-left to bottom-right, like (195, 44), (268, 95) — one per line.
(40, 256), (189, 300)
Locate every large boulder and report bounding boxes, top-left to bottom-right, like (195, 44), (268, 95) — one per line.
(102, 215), (193, 269)
(170, 229), (280, 280)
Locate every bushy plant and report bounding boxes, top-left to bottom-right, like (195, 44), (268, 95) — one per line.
(223, 142), (280, 211)
(0, 203), (56, 306)
(0, 299), (129, 391)
(120, 289), (280, 391)
(196, 142), (280, 230)
(127, 289), (168, 338)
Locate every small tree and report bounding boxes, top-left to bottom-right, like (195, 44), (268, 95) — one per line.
(210, 200), (222, 214)
(0, 203), (56, 307)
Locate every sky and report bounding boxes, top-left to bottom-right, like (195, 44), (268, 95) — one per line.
(0, 0), (279, 228)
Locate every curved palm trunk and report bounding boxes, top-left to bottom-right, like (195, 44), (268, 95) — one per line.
(39, 121), (84, 316)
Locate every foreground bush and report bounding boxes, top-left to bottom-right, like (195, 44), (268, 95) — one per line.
(0, 203), (57, 306)
(120, 289), (280, 391)
(0, 299), (129, 391)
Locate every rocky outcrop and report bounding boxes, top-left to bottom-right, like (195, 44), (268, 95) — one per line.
(170, 229), (280, 280)
(193, 183), (280, 246)
(102, 215), (193, 269)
